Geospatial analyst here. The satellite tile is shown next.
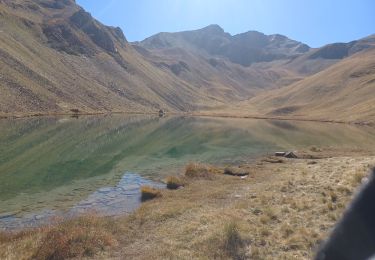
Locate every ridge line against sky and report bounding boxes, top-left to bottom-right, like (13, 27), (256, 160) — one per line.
(76, 0), (375, 48)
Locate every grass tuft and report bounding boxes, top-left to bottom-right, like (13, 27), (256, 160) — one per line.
(351, 170), (367, 186)
(141, 186), (162, 202)
(165, 176), (184, 190)
(223, 222), (246, 259)
(185, 163), (219, 179)
(33, 215), (117, 260)
(310, 146), (321, 152)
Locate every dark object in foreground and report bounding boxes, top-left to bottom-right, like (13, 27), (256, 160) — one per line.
(315, 168), (375, 260)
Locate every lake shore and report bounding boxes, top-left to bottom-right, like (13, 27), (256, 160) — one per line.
(1, 148), (375, 259)
(0, 110), (374, 127)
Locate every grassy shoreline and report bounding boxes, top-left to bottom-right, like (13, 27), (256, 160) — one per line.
(0, 110), (374, 126)
(1, 148), (374, 259)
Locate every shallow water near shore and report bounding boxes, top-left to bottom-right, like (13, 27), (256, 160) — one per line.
(1, 115), (375, 229)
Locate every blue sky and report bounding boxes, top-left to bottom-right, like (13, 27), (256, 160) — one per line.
(76, 0), (375, 48)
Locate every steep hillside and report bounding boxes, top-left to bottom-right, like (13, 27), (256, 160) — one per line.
(0, 0), (225, 116)
(249, 46), (375, 123)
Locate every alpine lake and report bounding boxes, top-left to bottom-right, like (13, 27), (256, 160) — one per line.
(1, 115), (375, 229)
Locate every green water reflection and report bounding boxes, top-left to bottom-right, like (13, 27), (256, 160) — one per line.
(0, 115), (374, 215)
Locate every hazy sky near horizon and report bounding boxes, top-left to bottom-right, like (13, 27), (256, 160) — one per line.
(76, 0), (374, 48)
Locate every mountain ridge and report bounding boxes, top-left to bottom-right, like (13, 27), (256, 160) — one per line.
(136, 24), (310, 66)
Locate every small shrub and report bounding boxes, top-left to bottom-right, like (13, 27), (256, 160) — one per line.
(223, 222), (244, 259)
(264, 208), (278, 221)
(185, 163), (217, 179)
(260, 215), (271, 224)
(328, 213), (337, 221)
(0, 229), (35, 244)
(0, 231), (13, 244)
(310, 146), (321, 152)
(166, 176), (184, 190)
(224, 167), (249, 176)
(70, 108), (80, 114)
(337, 185), (352, 196)
(308, 161), (318, 165)
(352, 170), (367, 186)
(329, 191), (338, 203)
(252, 208), (262, 215)
(260, 228), (271, 237)
(327, 202), (335, 211)
(33, 215), (117, 260)
(281, 224), (294, 238)
(141, 186), (162, 202)
(262, 157), (284, 164)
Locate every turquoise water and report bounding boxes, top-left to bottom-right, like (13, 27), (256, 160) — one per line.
(0, 115), (374, 228)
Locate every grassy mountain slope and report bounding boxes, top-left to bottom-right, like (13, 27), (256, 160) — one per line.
(248, 45), (375, 123)
(0, 0), (225, 116)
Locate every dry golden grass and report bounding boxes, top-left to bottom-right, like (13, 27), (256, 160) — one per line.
(222, 221), (247, 259)
(0, 214), (119, 260)
(249, 48), (375, 124)
(33, 215), (117, 260)
(140, 186), (162, 202)
(184, 162), (221, 179)
(165, 176), (185, 190)
(351, 169), (368, 186)
(1, 150), (374, 259)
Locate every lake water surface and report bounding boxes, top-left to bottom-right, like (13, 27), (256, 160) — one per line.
(1, 115), (375, 229)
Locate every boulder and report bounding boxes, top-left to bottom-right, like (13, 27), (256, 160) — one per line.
(275, 152), (286, 157)
(224, 167), (249, 176)
(275, 151), (298, 158)
(159, 109), (165, 117)
(285, 151), (298, 158)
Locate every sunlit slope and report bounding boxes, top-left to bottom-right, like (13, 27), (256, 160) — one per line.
(249, 47), (375, 123)
(0, 0), (223, 116)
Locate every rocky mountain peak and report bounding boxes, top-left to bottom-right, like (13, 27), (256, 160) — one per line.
(200, 24), (225, 34)
(137, 25), (310, 66)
